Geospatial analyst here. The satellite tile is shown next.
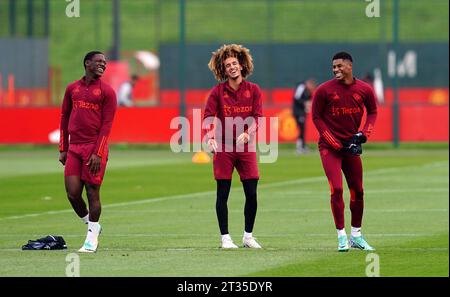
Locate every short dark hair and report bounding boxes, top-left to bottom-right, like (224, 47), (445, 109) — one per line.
(83, 51), (104, 68)
(332, 51), (353, 62)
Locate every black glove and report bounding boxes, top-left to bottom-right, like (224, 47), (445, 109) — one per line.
(341, 141), (362, 156)
(352, 132), (367, 145)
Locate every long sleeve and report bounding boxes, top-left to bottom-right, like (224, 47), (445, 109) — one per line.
(94, 86), (117, 157)
(59, 85), (72, 152)
(203, 87), (219, 141)
(312, 87), (343, 151)
(361, 86), (378, 139)
(246, 84), (263, 135)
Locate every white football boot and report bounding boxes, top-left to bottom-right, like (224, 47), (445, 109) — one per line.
(221, 234), (238, 249)
(243, 236), (262, 249)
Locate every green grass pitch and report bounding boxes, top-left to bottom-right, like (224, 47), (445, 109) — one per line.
(0, 146), (448, 276)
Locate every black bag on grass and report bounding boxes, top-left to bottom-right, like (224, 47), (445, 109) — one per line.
(22, 235), (67, 250)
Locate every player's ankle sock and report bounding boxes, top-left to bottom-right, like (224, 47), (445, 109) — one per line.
(337, 229), (346, 237)
(85, 222), (100, 243)
(244, 231), (252, 239)
(351, 226), (361, 237)
(221, 234), (232, 241)
(80, 214), (89, 224)
(87, 221), (101, 239)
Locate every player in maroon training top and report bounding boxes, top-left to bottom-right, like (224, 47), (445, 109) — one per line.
(59, 51), (117, 253)
(204, 44), (263, 249)
(312, 52), (377, 252)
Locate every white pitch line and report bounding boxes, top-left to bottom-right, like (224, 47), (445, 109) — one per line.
(365, 188), (449, 194)
(101, 208), (448, 213)
(273, 188), (449, 195)
(0, 233), (441, 238)
(1, 161), (448, 221)
(1, 247), (447, 252)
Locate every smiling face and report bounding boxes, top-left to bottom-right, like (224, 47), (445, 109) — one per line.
(85, 54), (107, 78)
(332, 58), (352, 82)
(223, 56), (242, 80)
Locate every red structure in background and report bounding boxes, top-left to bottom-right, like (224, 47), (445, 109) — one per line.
(158, 87), (449, 107)
(0, 105), (447, 144)
(131, 72), (159, 105)
(101, 61), (130, 97)
(0, 73), (51, 107)
(0, 64), (447, 144)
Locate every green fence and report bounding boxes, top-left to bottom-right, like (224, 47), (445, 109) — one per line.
(1, 0), (448, 100)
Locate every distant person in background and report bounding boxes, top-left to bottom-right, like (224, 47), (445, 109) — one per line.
(59, 51), (117, 253)
(118, 74), (138, 107)
(292, 79), (316, 154)
(362, 70), (384, 104)
(361, 72), (374, 85)
(312, 51), (377, 252)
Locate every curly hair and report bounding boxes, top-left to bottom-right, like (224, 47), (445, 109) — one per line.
(208, 44), (254, 81)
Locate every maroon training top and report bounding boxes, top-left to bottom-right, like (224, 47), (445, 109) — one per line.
(203, 80), (263, 144)
(312, 78), (377, 151)
(59, 76), (117, 157)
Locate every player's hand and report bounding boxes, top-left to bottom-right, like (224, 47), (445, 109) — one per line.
(305, 101), (312, 113)
(59, 152), (67, 166)
(349, 143), (362, 155)
(341, 142), (362, 156)
(352, 132), (367, 144)
(207, 139), (218, 153)
(237, 132), (250, 144)
(87, 154), (101, 174)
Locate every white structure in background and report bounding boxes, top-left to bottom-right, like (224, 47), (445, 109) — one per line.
(134, 51), (160, 71)
(388, 50), (417, 78)
(49, 129), (60, 144)
(373, 68), (384, 104)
